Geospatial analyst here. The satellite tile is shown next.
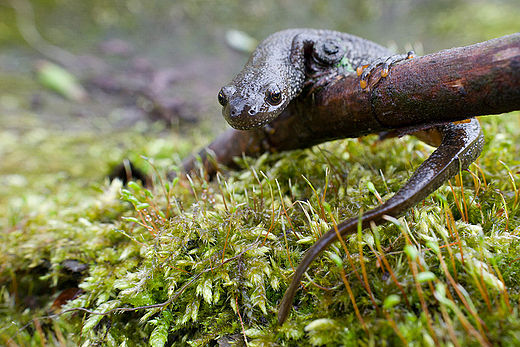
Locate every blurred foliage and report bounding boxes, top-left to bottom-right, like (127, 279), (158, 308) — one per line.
(427, 1), (520, 43)
(1, 0), (519, 51)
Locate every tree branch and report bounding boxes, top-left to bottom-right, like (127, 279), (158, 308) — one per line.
(372, 33), (520, 128)
(183, 33), (520, 176)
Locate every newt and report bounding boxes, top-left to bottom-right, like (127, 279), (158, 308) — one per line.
(217, 28), (406, 130)
(183, 29), (520, 325)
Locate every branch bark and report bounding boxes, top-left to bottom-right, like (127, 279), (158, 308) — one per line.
(371, 33), (520, 128)
(183, 33), (520, 176)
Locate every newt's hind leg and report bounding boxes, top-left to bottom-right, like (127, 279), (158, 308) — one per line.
(278, 118), (484, 325)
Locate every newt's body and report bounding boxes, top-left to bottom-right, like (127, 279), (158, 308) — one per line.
(185, 29), (499, 324)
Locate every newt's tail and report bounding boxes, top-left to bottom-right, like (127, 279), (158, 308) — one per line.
(278, 118), (484, 325)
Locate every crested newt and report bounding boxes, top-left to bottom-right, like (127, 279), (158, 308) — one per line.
(182, 29), (520, 325)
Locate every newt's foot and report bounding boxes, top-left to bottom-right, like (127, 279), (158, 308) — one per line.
(357, 51), (415, 89)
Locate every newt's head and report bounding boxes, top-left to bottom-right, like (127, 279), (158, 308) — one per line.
(218, 79), (290, 130)
(218, 30), (306, 130)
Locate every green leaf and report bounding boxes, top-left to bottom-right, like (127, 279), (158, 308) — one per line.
(366, 181), (376, 193)
(136, 203), (150, 210)
(383, 294), (401, 309)
(322, 200), (331, 213)
(225, 29), (258, 53)
(417, 271), (436, 283)
(404, 244), (418, 260)
(149, 311), (172, 347)
(35, 60), (88, 102)
(127, 181), (141, 191)
(328, 252), (343, 268)
(122, 217), (140, 223)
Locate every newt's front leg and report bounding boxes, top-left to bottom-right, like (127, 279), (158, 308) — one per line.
(277, 118), (484, 324)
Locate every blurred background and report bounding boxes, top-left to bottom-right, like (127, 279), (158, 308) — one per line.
(0, 0), (519, 176)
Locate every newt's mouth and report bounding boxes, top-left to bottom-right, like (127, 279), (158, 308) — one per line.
(222, 102), (276, 130)
(222, 105), (273, 130)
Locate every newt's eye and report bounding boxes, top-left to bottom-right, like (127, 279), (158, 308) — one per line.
(218, 90), (227, 106)
(266, 87), (282, 105)
(218, 91), (227, 106)
(219, 85), (236, 106)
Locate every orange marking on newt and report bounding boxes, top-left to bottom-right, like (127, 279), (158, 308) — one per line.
(453, 119), (471, 125)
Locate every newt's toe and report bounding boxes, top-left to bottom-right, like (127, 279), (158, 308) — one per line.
(358, 51), (416, 89)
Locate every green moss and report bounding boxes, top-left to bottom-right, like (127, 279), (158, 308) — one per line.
(2, 112), (520, 346)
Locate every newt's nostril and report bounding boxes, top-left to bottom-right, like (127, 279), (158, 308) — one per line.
(228, 105), (238, 117)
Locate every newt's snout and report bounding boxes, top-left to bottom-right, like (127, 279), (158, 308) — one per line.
(222, 101), (260, 130)
(218, 83), (285, 130)
(219, 85), (241, 128)
(219, 85), (257, 130)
